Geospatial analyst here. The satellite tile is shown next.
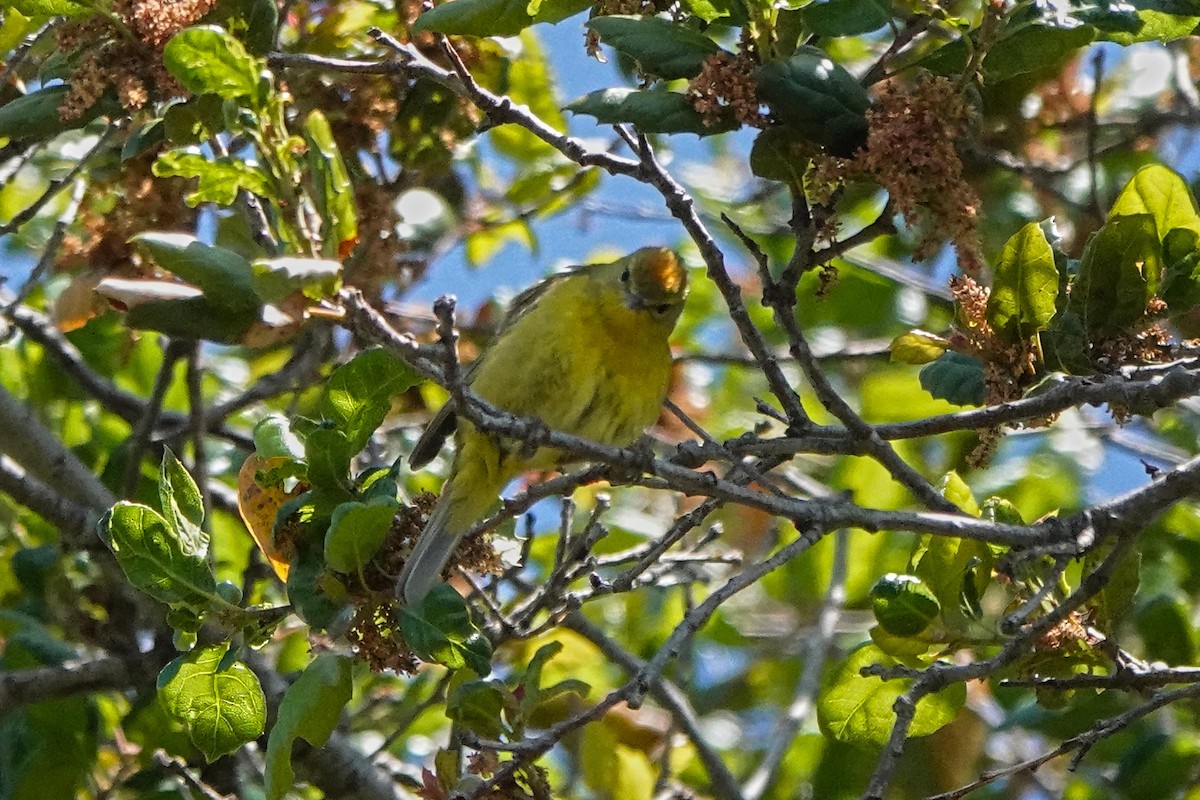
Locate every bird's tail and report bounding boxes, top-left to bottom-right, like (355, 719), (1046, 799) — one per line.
(397, 489), (463, 606)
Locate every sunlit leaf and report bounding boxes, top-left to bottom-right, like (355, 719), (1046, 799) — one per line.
(320, 348), (422, 453)
(157, 644), (266, 762)
(99, 503), (217, 608)
(400, 584), (493, 674)
(264, 654), (353, 800)
(1074, 214), (1159, 334)
(413, 0), (591, 36)
(890, 330), (949, 365)
(324, 498), (398, 574)
(586, 15), (723, 80)
(988, 222), (1059, 342)
(163, 25), (263, 103)
(565, 88), (736, 135)
(818, 644), (965, 749)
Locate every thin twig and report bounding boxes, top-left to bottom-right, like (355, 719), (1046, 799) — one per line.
(0, 125), (119, 237)
(743, 529), (849, 800)
(927, 682), (1200, 800)
(122, 340), (189, 498)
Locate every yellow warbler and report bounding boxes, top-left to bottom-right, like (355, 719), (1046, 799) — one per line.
(397, 247), (689, 604)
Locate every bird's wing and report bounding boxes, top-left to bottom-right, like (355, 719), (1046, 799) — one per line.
(408, 267), (589, 469)
(494, 265), (586, 337)
(408, 401), (458, 469)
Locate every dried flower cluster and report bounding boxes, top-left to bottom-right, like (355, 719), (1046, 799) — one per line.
(813, 75), (983, 274)
(344, 491), (501, 673)
(347, 602), (421, 673)
(949, 275), (1038, 405)
(1093, 297), (1174, 370)
(348, 182), (420, 298)
(687, 49), (766, 129)
(56, 0), (215, 121)
(586, 0), (673, 58)
(58, 157), (190, 274)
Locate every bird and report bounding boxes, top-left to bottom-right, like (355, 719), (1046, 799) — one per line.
(397, 247), (689, 605)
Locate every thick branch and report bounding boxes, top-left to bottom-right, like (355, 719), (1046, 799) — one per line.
(0, 655), (143, 716)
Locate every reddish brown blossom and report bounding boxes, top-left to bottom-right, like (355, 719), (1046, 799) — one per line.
(813, 75), (984, 275)
(687, 50), (766, 129)
(56, 0), (214, 121)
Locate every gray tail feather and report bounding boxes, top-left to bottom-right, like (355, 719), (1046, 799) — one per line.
(397, 490), (464, 606)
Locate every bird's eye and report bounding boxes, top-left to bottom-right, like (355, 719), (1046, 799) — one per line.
(621, 268), (630, 283)
(655, 303), (671, 314)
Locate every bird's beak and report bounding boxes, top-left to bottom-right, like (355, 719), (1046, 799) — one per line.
(624, 292), (649, 311)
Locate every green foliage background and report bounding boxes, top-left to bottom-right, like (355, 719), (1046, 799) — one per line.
(4, 0), (1200, 798)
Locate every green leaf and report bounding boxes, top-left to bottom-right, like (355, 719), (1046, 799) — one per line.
(6, 0), (90, 14)
(157, 643), (266, 762)
(519, 641), (590, 719)
(801, 0), (891, 36)
(921, 23), (1096, 82)
(918, 352), (986, 406)
(163, 25), (263, 102)
(870, 574), (940, 636)
(447, 679), (517, 738)
(0, 686), (97, 800)
(304, 427), (355, 496)
(940, 471), (981, 517)
(413, 0), (592, 36)
(251, 256), (343, 303)
(264, 654), (353, 800)
(1109, 164), (1200, 240)
(754, 47), (870, 156)
(565, 88), (736, 135)
(1074, 214), (1159, 335)
(162, 94), (226, 145)
(207, 0), (280, 54)
(0, 85), (108, 143)
(748, 126), (810, 183)
(400, 584), (493, 674)
(586, 16), (722, 80)
(465, 218), (536, 265)
(0, 9), (35, 56)
(98, 502), (217, 608)
(121, 118), (167, 161)
(324, 498), (398, 574)
(1085, 540), (1140, 632)
(981, 496), (1025, 526)
(818, 644), (965, 749)
(320, 348), (422, 453)
(130, 232), (260, 316)
(1101, 0), (1200, 43)
(1135, 595), (1195, 664)
(889, 330), (949, 365)
(253, 415), (307, 461)
(153, 151), (274, 206)
(160, 448), (208, 558)
(985, 24), (1097, 81)
(1042, 308), (1092, 373)
(870, 624), (934, 659)
(489, 31), (565, 161)
(988, 222), (1059, 342)
(285, 538), (350, 631)
(682, 0), (738, 21)
(912, 530), (992, 633)
(125, 295), (258, 343)
(303, 111), (358, 258)
(1161, 244), (1200, 314)
(1054, 0), (1143, 32)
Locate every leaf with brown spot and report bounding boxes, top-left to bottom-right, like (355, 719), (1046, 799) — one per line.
(237, 454), (307, 580)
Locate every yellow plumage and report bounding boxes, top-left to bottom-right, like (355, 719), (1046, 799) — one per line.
(397, 247), (689, 605)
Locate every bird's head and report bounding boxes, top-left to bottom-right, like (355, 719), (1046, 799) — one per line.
(619, 247), (689, 321)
